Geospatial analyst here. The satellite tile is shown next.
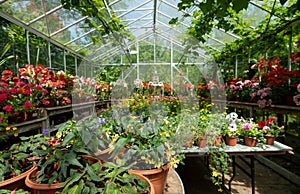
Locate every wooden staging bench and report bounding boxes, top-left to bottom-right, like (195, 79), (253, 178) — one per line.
(181, 141), (293, 194)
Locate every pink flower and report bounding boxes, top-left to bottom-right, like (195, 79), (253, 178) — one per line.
(42, 90), (48, 94)
(16, 81), (25, 87)
(242, 123), (252, 130)
(297, 84), (300, 93)
(27, 83), (35, 87)
(35, 85), (42, 91)
(24, 89), (33, 95)
(3, 105), (13, 112)
(0, 82), (8, 87)
(0, 117), (3, 121)
(257, 99), (267, 108)
(24, 101), (31, 109)
(42, 98), (49, 105)
(293, 94), (300, 106)
(9, 88), (18, 93)
(251, 92), (256, 98)
(0, 93), (8, 102)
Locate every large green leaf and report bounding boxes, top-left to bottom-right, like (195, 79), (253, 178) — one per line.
(14, 153), (30, 160)
(232, 0), (250, 12)
(86, 165), (101, 182)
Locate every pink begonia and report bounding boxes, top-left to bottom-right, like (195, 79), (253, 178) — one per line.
(0, 82), (8, 87)
(35, 85), (42, 91)
(257, 99), (267, 108)
(27, 83), (35, 88)
(252, 82), (259, 88)
(3, 105), (13, 112)
(244, 80), (251, 85)
(242, 123), (252, 130)
(251, 92), (256, 98)
(16, 81), (25, 87)
(24, 101), (31, 109)
(24, 89), (32, 95)
(293, 94), (300, 106)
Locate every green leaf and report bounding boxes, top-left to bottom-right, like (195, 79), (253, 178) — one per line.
(233, 0), (250, 12)
(280, 0), (288, 5)
(62, 171), (85, 193)
(169, 17), (178, 25)
(82, 187), (90, 194)
(86, 165), (101, 181)
(14, 153), (30, 160)
(62, 131), (76, 146)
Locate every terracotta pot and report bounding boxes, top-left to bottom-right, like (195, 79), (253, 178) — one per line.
(244, 136), (257, 147)
(225, 136), (238, 146)
(185, 135), (194, 148)
(128, 163), (171, 194)
(128, 172), (155, 194)
(197, 136), (207, 148)
(0, 164), (36, 190)
(25, 168), (65, 194)
(213, 135), (223, 146)
(265, 135), (275, 145)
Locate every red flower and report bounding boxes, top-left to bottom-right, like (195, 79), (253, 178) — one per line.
(2, 70), (13, 76)
(258, 121), (266, 129)
(16, 81), (25, 87)
(42, 98), (49, 105)
(3, 105), (13, 112)
(24, 101), (31, 109)
(0, 118), (3, 121)
(266, 117), (277, 126)
(0, 94), (8, 102)
(23, 89), (33, 95)
(35, 85), (42, 91)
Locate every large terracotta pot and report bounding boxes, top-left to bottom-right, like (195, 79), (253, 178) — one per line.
(0, 164), (36, 190)
(265, 135), (275, 145)
(25, 168), (65, 194)
(129, 172), (155, 194)
(244, 136), (257, 147)
(128, 163), (171, 194)
(225, 136), (238, 146)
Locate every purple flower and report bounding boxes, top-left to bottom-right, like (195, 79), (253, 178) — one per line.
(252, 82), (259, 88)
(42, 128), (49, 135)
(251, 92), (256, 98)
(293, 94), (300, 106)
(257, 99), (267, 108)
(242, 123), (252, 130)
(297, 84), (300, 93)
(98, 117), (106, 124)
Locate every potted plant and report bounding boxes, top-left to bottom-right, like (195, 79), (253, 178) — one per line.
(0, 134), (49, 190)
(258, 117), (284, 145)
(240, 118), (264, 147)
(94, 98), (191, 194)
(0, 189), (31, 194)
(222, 112), (241, 146)
(24, 118), (153, 194)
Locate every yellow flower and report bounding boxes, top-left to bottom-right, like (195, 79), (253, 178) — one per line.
(6, 127), (10, 131)
(12, 127), (17, 131)
(212, 171), (218, 177)
(163, 119), (169, 125)
(131, 115), (137, 119)
(218, 188), (223, 192)
(13, 133), (18, 137)
(160, 132), (168, 137)
(56, 131), (62, 138)
(171, 112), (175, 114)
(105, 130), (111, 135)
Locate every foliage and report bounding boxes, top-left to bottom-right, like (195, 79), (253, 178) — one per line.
(62, 160), (150, 194)
(222, 112), (241, 137)
(258, 117), (284, 137)
(239, 117), (264, 140)
(0, 189), (30, 194)
(0, 134), (50, 181)
(207, 144), (232, 193)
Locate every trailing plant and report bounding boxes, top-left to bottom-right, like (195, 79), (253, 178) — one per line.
(207, 144), (232, 193)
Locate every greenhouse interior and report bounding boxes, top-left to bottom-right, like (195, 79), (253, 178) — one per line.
(0, 0), (300, 194)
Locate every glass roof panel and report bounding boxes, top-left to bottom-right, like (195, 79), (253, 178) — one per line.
(51, 20), (91, 45)
(241, 3), (269, 27)
(1, 0), (44, 23)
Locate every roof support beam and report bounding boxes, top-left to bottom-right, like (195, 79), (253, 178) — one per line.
(118, 0), (153, 18)
(0, 9), (90, 62)
(153, 0), (158, 32)
(50, 16), (88, 37)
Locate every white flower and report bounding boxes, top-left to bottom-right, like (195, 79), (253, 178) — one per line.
(228, 123), (237, 132)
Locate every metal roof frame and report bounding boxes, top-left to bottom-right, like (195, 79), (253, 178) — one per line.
(0, 0), (275, 67)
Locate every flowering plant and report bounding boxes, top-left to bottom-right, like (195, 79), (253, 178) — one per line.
(251, 87), (272, 108)
(222, 112), (241, 137)
(293, 84), (300, 106)
(258, 117), (284, 137)
(239, 118), (264, 139)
